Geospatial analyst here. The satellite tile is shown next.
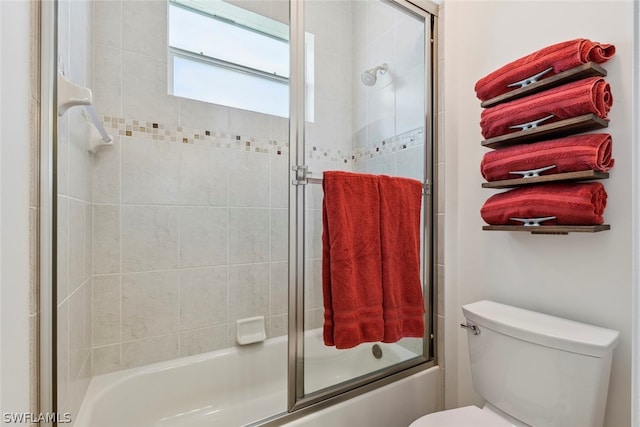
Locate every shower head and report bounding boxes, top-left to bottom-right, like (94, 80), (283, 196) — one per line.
(361, 63), (388, 86)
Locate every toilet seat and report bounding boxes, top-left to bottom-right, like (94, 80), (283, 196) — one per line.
(409, 405), (514, 427)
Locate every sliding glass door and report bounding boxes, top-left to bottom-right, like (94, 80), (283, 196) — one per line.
(288, 0), (435, 410)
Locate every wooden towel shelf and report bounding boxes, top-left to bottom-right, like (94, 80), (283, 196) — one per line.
(480, 62), (607, 108)
(482, 170), (609, 189)
(482, 224), (610, 235)
(481, 114), (609, 149)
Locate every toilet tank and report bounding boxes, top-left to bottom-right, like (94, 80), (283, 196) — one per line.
(462, 300), (619, 427)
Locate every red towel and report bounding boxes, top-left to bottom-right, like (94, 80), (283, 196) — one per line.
(475, 38), (615, 102)
(378, 175), (425, 343)
(322, 172), (425, 349)
(481, 134), (614, 182)
(480, 182), (607, 226)
(480, 77), (612, 139)
(322, 171), (384, 348)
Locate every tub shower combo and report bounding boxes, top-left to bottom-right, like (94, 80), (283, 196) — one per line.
(47, 0), (439, 425)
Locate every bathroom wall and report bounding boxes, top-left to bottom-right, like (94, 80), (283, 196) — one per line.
(442, 1), (634, 426)
(90, 0), (294, 375)
(57, 0), (95, 419)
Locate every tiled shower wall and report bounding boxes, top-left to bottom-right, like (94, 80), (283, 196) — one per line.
(91, 120), (291, 374)
(89, 0), (430, 375)
(57, 0), (94, 419)
(90, 0), (294, 375)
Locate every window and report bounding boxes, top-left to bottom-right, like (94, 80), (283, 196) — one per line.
(168, 0), (314, 119)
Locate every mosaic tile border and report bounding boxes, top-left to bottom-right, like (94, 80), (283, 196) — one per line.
(307, 127), (425, 164)
(103, 116), (289, 156)
(102, 116), (424, 165)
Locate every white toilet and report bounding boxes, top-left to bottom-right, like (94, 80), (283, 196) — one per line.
(410, 300), (619, 427)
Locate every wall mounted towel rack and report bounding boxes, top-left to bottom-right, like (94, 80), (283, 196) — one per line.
(479, 62), (613, 234)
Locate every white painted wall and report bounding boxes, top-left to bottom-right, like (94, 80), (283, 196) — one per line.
(0, 0), (32, 419)
(443, 1), (634, 426)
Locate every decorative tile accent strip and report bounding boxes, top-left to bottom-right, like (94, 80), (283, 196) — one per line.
(305, 127), (425, 164)
(351, 127), (425, 163)
(102, 115), (290, 157)
(102, 116), (424, 165)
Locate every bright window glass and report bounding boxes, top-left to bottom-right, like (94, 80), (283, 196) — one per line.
(169, 4), (289, 78)
(172, 55), (289, 118)
(169, 1), (307, 119)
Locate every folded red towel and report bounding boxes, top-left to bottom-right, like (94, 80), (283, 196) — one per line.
(481, 134), (614, 182)
(378, 175), (425, 343)
(480, 77), (612, 139)
(480, 182), (607, 226)
(322, 171), (384, 348)
(475, 38), (615, 102)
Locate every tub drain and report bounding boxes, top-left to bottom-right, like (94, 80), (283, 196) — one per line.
(372, 344), (383, 359)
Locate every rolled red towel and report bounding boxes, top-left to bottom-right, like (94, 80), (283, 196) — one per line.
(480, 182), (607, 226)
(480, 77), (612, 140)
(475, 38), (615, 102)
(480, 134), (614, 182)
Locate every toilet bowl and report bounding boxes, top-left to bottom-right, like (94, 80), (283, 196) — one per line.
(409, 300), (619, 427)
(409, 405), (513, 427)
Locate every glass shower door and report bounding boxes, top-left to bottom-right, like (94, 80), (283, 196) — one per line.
(290, 0), (434, 408)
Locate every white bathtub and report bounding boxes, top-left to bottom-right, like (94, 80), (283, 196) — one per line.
(74, 329), (441, 427)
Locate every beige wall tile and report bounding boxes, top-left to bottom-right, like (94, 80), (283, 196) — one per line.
(179, 207), (228, 268)
(94, 1), (122, 49)
(179, 267), (227, 330)
(121, 205), (179, 272)
(68, 199), (88, 293)
(94, 45), (123, 119)
(228, 208), (270, 264)
(121, 335), (179, 369)
(228, 263), (270, 322)
(122, 1), (167, 62)
(180, 326), (228, 357)
(270, 261), (288, 316)
(178, 144), (228, 206)
(121, 271), (179, 340)
(121, 137), (179, 205)
(92, 275), (121, 346)
(227, 151), (270, 208)
(92, 344), (121, 376)
(270, 209), (288, 262)
(93, 205), (120, 274)
(122, 51), (179, 124)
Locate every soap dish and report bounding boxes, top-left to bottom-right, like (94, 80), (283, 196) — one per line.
(236, 316), (267, 345)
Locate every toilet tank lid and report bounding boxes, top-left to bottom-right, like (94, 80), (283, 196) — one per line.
(462, 301), (619, 357)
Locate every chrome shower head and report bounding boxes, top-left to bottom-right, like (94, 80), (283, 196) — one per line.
(361, 63), (388, 86)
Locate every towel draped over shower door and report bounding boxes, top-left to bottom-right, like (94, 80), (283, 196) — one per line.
(322, 171), (425, 349)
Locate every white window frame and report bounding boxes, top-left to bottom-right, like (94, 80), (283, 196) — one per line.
(168, 1), (314, 121)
